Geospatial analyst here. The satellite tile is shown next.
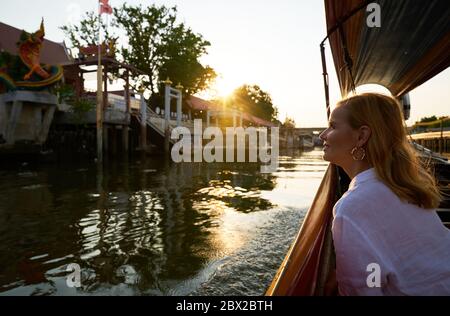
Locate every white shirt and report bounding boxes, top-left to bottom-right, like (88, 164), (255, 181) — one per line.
(332, 168), (450, 296)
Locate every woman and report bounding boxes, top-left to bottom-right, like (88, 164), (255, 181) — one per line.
(319, 93), (450, 296)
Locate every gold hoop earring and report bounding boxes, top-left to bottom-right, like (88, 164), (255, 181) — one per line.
(351, 147), (366, 161)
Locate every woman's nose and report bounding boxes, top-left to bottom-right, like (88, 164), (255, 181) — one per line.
(319, 129), (328, 141)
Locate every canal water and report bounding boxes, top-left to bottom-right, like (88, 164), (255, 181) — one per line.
(0, 149), (327, 296)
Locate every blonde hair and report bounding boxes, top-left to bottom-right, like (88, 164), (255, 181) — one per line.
(337, 93), (441, 209)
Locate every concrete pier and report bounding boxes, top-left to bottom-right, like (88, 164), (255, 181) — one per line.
(0, 91), (58, 149)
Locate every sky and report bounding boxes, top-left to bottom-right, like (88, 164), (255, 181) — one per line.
(1, 0), (449, 127)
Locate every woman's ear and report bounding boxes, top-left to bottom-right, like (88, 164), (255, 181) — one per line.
(357, 125), (371, 147)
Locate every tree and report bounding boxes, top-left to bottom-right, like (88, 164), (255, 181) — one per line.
(282, 117), (296, 129)
(60, 11), (114, 53)
(232, 84), (278, 122)
(61, 4), (216, 96)
(416, 116), (450, 127)
(418, 115), (438, 123)
(157, 23), (216, 95)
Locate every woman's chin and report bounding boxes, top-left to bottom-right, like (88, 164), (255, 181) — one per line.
(322, 154), (341, 166)
(322, 150), (337, 164)
(322, 151), (331, 162)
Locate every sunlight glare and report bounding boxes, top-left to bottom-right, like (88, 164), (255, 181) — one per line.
(354, 84), (392, 96)
(213, 76), (237, 98)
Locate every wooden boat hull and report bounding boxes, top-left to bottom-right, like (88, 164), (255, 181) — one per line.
(266, 165), (339, 296)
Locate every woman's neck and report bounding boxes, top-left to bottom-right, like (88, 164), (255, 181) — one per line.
(343, 161), (372, 180)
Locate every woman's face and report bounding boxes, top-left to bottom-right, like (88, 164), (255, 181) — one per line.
(319, 106), (360, 167)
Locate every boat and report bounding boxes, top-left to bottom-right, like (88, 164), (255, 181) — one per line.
(302, 136), (314, 150)
(266, 0), (450, 296)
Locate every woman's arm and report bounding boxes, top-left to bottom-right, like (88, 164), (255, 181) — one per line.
(332, 215), (390, 296)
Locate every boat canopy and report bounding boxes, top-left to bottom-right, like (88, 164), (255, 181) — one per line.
(324, 0), (450, 98)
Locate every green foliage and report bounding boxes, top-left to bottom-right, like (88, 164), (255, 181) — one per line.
(61, 4), (216, 97)
(72, 98), (94, 113)
(232, 84), (279, 122)
(157, 22), (217, 95)
(283, 117), (296, 128)
(71, 98), (95, 125)
(413, 115), (450, 130)
(419, 115), (438, 123)
(60, 11), (113, 50)
(52, 83), (75, 104)
(49, 83), (93, 124)
(114, 3), (216, 95)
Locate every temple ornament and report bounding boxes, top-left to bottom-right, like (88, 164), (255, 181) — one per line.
(0, 19), (63, 92)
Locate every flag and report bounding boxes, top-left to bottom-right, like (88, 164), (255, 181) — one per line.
(99, 0), (112, 15)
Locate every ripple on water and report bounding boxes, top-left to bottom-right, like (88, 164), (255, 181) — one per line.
(0, 150), (327, 296)
(189, 207), (307, 295)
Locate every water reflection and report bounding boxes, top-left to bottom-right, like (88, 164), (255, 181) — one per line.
(0, 149), (327, 295)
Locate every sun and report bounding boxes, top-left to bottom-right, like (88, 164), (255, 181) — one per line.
(210, 76), (238, 99)
(196, 75), (239, 101)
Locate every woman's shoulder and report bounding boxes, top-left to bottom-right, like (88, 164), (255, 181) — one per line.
(333, 177), (398, 218)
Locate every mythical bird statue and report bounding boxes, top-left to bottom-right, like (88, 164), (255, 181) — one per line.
(0, 19), (63, 92)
